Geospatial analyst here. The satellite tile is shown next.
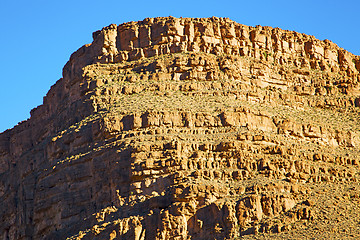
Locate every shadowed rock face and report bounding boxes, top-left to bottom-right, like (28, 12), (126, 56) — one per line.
(1, 17), (360, 239)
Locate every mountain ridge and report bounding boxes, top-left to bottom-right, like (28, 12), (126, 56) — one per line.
(1, 17), (360, 239)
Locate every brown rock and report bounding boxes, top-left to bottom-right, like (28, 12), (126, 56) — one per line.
(1, 16), (360, 240)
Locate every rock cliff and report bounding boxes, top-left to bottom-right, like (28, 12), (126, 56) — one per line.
(1, 16), (360, 239)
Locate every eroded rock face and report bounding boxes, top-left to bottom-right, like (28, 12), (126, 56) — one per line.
(1, 17), (360, 239)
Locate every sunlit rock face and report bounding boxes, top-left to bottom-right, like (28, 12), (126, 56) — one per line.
(1, 17), (360, 240)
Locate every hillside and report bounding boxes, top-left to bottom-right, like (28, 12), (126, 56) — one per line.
(1, 17), (360, 239)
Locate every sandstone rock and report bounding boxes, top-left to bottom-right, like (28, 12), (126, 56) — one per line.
(1, 16), (360, 240)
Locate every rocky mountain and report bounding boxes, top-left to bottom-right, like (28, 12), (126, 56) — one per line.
(1, 16), (360, 239)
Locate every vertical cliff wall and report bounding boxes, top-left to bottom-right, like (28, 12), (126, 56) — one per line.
(1, 17), (360, 239)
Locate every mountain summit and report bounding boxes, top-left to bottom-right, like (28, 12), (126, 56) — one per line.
(1, 17), (360, 239)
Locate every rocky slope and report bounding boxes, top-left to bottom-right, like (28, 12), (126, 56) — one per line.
(1, 16), (360, 239)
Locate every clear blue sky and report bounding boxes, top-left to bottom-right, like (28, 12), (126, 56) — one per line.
(0, 0), (359, 133)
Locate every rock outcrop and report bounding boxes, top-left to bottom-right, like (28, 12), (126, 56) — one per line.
(1, 17), (360, 239)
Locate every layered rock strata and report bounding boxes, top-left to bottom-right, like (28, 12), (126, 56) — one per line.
(1, 17), (360, 239)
